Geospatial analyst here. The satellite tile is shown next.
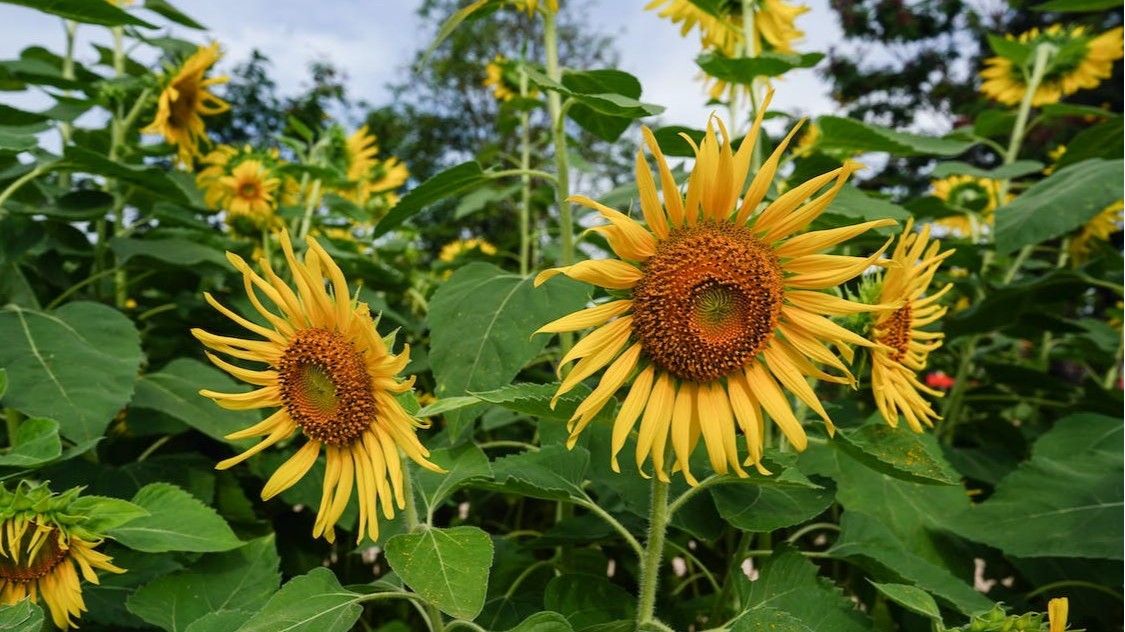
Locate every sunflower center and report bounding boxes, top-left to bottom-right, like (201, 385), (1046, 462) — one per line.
(879, 304), (913, 362)
(169, 79), (199, 128)
(631, 221), (784, 382)
(278, 328), (376, 446)
(238, 180), (260, 200)
(0, 526), (67, 583)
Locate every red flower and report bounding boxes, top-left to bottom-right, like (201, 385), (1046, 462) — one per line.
(925, 371), (955, 390)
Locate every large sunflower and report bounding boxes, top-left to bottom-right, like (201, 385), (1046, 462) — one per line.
(0, 483), (125, 630)
(869, 220), (953, 432)
(194, 231), (443, 543)
(535, 94), (895, 483)
(141, 43), (230, 168)
(980, 25), (1124, 107)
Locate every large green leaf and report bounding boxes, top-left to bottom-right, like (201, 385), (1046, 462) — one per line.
(487, 444), (590, 502)
(0, 417), (60, 466)
(830, 512), (993, 615)
(473, 382), (613, 425)
(931, 160), (1044, 180)
(834, 423), (961, 486)
(413, 443), (493, 519)
(131, 358), (257, 445)
(0, 599), (44, 632)
(234, 568), (363, 632)
(543, 574), (636, 629)
(824, 186), (910, 222)
(109, 235), (228, 267)
(384, 526), (494, 620)
(0, 302), (142, 443)
(502, 612), (575, 632)
(946, 413), (1123, 560)
(143, 0), (206, 29)
(126, 536), (280, 632)
(524, 67), (664, 119)
(62, 146), (190, 202)
(730, 608), (813, 632)
(737, 547), (870, 631)
(372, 161), (486, 238)
(994, 159), (1124, 254)
(871, 582), (942, 620)
(945, 269), (1099, 339)
(1033, 0), (1121, 11)
(817, 116), (976, 156)
(428, 263), (588, 439)
(1056, 117), (1122, 168)
(711, 467), (835, 532)
(562, 69), (644, 142)
(697, 51), (824, 83)
(108, 483), (242, 553)
(0, 0), (156, 27)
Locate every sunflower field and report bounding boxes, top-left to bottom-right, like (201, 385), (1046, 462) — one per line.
(0, 0), (1121, 630)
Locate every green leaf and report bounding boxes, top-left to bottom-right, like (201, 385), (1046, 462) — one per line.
(987, 34), (1032, 64)
(524, 68), (664, 119)
(0, 129), (38, 153)
(697, 51), (824, 83)
(62, 146), (189, 203)
(487, 444), (590, 502)
(0, 0), (156, 27)
(994, 158), (1124, 255)
(109, 483), (242, 553)
(830, 512), (993, 615)
(871, 582), (941, 620)
(825, 186), (911, 221)
(1057, 117), (1123, 168)
(817, 116), (977, 156)
(0, 103), (47, 126)
(68, 495), (149, 533)
(1039, 103), (1114, 119)
(42, 190), (115, 220)
(373, 161), (486, 237)
(234, 568), (363, 632)
(0, 599), (44, 632)
(0, 302), (142, 443)
(834, 424), (961, 486)
(1033, 0), (1120, 11)
(730, 608), (813, 632)
(384, 526), (494, 620)
(416, 0), (491, 69)
(142, 0), (205, 28)
(131, 358), (258, 445)
(543, 574), (636, 629)
(109, 235), (228, 267)
(0, 417), (60, 466)
(127, 536), (280, 632)
(416, 396), (481, 417)
(502, 612), (575, 632)
(473, 382), (612, 425)
(931, 160), (1044, 180)
(428, 263), (588, 439)
(184, 611), (254, 632)
(945, 268), (1098, 338)
(946, 413), (1122, 560)
(413, 443), (493, 518)
(562, 69), (643, 142)
(711, 469), (835, 532)
(738, 547), (870, 631)
(0, 368), (6, 399)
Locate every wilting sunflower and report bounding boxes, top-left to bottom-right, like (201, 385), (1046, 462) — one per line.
(931, 175), (1008, 237)
(980, 25), (1124, 107)
(141, 43), (229, 168)
(194, 231), (443, 543)
(868, 220), (953, 432)
(1069, 200), (1123, 265)
(535, 94), (895, 483)
(0, 483), (125, 630)
(646, 0), (808, 100)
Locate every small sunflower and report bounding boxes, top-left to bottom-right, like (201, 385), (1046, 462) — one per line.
(338, 126), (410, 209)
(197, 146), (293, 233)
(868, 220), (953, 432)
(193, 231), (444, 543)
(1069, 200), (1123, 265)
(0, 483), (126, 630)
(980, 25), (1124, 107)
(439, 238), (499, 263)
(930, 175), (1008, 237)
(483, 55), (519, 102)
(535, 93), (896, 483)
(141, 43), (230, 168)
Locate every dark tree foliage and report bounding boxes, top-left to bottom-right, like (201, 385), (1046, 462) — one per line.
(823, 0), (1122, 196)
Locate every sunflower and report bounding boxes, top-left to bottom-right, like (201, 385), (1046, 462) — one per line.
(535, 94), (896, 483)
(439, 238), (499, 263)
(980, 25), (1124, 107)
(141, 43), (230, 168)
(193, 231), (443, 543)
(197, 146), (293, 233)
(1069, 200), (1123, 265)
(483, 55), (518, 102)
(338, 127), (410, 209)
(0, 483), (126, 630)
(930, 175), (1008, 237)
(868, 220), (953, 432)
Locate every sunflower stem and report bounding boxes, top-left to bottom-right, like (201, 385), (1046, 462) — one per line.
(543, 10), (573, 269)
(740, 0), (764, 168)
(518, 64), (532, 276)
(636, 479), (670, 627)
(298, 179), (323, 243)
(58, 20), (77, 190)
(4, 408), (23, 448)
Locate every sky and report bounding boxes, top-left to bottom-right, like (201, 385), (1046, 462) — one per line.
(0, 0), (847, 129)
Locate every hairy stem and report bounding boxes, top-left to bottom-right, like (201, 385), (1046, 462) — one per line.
(636, 479), (670, 626)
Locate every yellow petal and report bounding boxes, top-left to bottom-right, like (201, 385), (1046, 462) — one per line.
(636, 371), (675, 482)
(745, 363), (807, 451)
(670, 382), (699, 485)
(633, 151), (670, 239)
(611, 364), (655, 472)
(574, 194), (657, 260)
(774, 219), (897, 259)
(736, 120), (805, 225)
(262, 440), (321, 499)
(534, 259), (644, 289)
(641, 126), (684, 227)
(537, 300), (633, 334)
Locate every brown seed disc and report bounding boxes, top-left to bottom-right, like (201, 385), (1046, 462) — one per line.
(879, 304), (914, 363)
(278, 328), (376, 446)
(0, 527), (68, 583)
(631, 221), (785, 382)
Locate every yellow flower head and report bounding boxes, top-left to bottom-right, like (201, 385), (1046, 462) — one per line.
(0, 483), (126, 630)
(535, 91), (896, 483)
(141, 43), (230, 168)
(980, 25), (1124, 107)
(439, 238), (499, 263)
(1048, 597), (1068, 632)
(1069, 200), (1123, 265)
(337, 126), (410, 209)
(931, 175), (1008, 236)
(197, 145), (294, 233)
(869, 219), (954, 431)
(483, 55), (518, 102)
(193, 231), (444, 543)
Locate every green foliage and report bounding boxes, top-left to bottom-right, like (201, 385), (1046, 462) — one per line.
(385, 526), (494, 619)
(108, 483), (243, 553)
(234, 568), (363, 632)
(0, 599), (45, 632)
